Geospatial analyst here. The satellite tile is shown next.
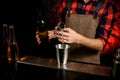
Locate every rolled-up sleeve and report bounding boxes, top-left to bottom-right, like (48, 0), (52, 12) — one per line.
(96, 5), (119, 55)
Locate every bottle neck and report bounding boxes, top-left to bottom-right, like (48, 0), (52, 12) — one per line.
(2, 24), (9, 42)
(8, 25), (16, 44)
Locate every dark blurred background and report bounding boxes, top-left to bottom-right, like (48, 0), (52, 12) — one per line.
(0, 0), (58, 58)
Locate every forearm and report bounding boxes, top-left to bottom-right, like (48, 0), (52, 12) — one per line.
(77, 35), (103, 51)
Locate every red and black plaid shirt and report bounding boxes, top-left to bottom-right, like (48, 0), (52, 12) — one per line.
(102, 1), (120, 55)
(53, 0), (119, 55)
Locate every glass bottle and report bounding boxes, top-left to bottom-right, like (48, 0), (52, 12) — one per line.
(36, 15), (48, 45)
(0, 24), (9, 63)
(7, 25), (19, 62)
(35, 12), (52, 58)
(112, 48), (120, 80)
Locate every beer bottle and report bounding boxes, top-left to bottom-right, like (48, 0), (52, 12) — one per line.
(0, 24), (9, 63)
(7, 25), (19, 62)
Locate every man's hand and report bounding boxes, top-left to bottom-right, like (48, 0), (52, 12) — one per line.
(36, 31), (41, 44)
(36, 30), (57, 44)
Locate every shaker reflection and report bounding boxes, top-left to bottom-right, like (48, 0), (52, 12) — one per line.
(57, 69), (67, 80)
